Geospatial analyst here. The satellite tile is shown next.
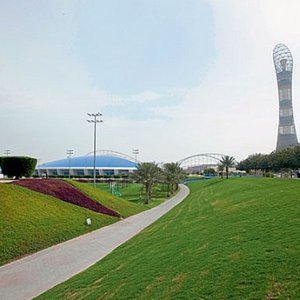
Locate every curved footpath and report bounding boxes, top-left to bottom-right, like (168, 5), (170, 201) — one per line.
(0, 184), (190, 300)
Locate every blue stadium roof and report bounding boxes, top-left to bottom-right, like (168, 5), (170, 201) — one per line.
(38, 155), (137, 169)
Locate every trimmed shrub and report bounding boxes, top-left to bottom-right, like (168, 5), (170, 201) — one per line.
(1, 156), (37, 179)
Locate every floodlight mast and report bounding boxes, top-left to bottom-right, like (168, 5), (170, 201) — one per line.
(87, 112), (103, 187)
(4, 150), (11, 156)
(273, 43), (298, 150)
(132, 148), (139, 164)
(66, 149), (74, 179)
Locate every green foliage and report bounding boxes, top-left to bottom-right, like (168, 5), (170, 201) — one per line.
(0, 184), (117, 266)
(219, 155), (236, 179)
(163, 162), (186, 195)
(238, 146), (300, 175)
(1, 156), (37, 179)
(203, 168), (216, 176)
(237, 153), (272, 174)
(38, 178), (300, 299)
(130, 162), (162, 204)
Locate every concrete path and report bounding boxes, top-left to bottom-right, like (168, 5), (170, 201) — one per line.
(0, 184), (190, 300)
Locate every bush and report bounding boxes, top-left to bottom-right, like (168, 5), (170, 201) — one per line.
(1, 156), (37, 179)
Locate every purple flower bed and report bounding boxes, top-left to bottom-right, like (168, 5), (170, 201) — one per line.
(12, 179), (120, 218)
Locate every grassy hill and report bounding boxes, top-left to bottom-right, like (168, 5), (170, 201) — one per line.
(13, 179), (121, 217)
(37, 178), (300, 299)
(0, 183), (117, 266)
(67, 180), (147, 217)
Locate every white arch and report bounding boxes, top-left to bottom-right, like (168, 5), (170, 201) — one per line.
(85, 149), (140, 163)
(178, 153), (227, 166)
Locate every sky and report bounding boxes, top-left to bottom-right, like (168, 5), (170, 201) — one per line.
(1, 0), (300, 164)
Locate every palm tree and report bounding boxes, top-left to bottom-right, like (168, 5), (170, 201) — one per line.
(131, 162), (162, 204)
(163, 162), (186, 196)
(219, 155), (236, 179)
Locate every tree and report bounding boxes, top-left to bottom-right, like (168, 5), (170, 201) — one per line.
(163, 162), (186, 196)
(270, 146), (300, 177)
(219, 155), (235, 179)
(131, 162), (162, 204)
(237, 153), (272, 175)
(1, 156), (37, 179)
(203, 168), (216, 176)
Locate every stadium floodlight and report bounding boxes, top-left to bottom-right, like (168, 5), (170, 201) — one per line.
(4, 150), (11, 156)
(66, 149), (74, 179)
(132, 148), (139, 164)
(87, 113), (103, 187)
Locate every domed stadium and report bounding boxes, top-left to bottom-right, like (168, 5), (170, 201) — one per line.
(35, 150), (138, 177)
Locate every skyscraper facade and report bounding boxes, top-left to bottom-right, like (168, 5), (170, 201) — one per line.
(273, 43), (298, 151)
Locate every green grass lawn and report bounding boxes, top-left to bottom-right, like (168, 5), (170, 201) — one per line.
(67, 180), (147, 217)
(92, 182), (169, 208)
(0, 184), (117, 266)
(0, 179), (170, 266)
(37, 178), (300, 299)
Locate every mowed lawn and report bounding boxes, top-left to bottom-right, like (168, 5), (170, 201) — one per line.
(0, 184), (117, 266)
(67, 180), (147, 217)
(94, 182), (170, 208)
(37, 178), (300, 299)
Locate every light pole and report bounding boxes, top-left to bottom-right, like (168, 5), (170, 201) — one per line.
(66, 149), (73, 179)
(4, 150), (11, 156)
(87, 112), (103, 187)
(132, 148), (139, 164)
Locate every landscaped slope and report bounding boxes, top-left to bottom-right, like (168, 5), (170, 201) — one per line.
(0, 184), (117, 266)
(94, 182), (169, 208)
(12, 179), (120, 217)
(38, 178), (300, 299)
(67, 180), (146, 218)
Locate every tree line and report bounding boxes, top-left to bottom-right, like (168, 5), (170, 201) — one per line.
(237, 146), (300, 176)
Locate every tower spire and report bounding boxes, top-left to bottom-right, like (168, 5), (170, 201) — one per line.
(273, 43), (298, 150)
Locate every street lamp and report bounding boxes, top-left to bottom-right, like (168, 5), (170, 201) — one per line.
(132, 148), (139, 164)
(87, 112), (103, 187)
(66, 149), (74, 179)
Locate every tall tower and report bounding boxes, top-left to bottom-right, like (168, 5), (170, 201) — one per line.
(273, 43), (298, 151)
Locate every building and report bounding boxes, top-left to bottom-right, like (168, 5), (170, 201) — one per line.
(35, 150), (138, 177)
(273, 43), (298, 151)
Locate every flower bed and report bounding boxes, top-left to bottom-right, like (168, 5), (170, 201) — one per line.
(12, 179), (120, 218)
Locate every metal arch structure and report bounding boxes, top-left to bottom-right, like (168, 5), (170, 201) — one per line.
(273, 43), (298, 151)
(85, 149), (140, 163)
(273, 44), (293, 74)
(178, 153), (228, 173)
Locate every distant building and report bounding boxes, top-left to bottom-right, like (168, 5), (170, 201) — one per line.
(273, 43), (298, 150)
(35, 150), (138, 177)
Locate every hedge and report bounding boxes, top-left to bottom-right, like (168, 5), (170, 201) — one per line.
(1, 156), (37, 179)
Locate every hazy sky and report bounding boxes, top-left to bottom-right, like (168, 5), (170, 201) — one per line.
(2, 0), (300, 164)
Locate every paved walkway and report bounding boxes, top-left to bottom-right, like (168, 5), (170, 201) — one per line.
(0, 184), (190, 300)
(0, 179), (14, 183)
